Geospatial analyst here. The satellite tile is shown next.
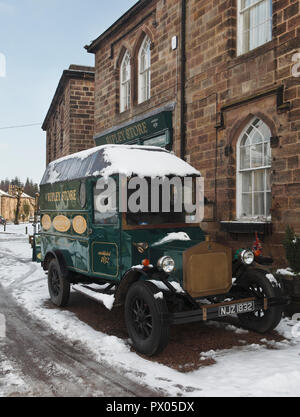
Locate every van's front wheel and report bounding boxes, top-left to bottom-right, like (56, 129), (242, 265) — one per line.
(237, 269), (283, 333)
(48, 258), (70, 307)
(125, 281), (170, 356)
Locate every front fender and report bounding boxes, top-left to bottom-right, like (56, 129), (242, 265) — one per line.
(114, 267), (162, 307)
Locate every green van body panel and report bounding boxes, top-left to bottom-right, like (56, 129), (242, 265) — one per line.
(38, 174), (206, 286)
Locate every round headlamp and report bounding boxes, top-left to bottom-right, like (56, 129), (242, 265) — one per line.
(157, 256), (175, 274)
(240, 249), (255, 265)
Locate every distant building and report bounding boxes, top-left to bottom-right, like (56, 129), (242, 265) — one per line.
(42, 65), (95, 164)
(0, 190), (35, 222)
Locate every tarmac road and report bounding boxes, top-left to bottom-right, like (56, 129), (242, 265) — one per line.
(0, 247), (156, 397)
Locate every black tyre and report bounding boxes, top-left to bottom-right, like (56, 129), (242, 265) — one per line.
(48, 258), (70, 307)
(237, 269), (283, 333)
(125, 281), (170, 356)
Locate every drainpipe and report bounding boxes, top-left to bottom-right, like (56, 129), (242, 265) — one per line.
(180, 0), (187, 161)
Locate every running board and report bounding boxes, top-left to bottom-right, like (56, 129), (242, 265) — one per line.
(72, 284), (115, 310)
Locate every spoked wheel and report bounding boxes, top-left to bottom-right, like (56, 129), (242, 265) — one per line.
(125, 281), (170, 356)
(237, 269), (283, 333)
(50, 268), (61, 297)
(130, 297), (153, 340)
(48, 258), (70, 307)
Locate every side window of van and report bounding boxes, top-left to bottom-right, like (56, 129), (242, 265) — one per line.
(93, 181), (118, 225)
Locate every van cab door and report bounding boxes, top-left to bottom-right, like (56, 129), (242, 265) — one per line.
(90, 178), (120, 281)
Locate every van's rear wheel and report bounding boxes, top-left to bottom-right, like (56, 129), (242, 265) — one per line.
(48, 258), (70, 307)
(125, 281), (170, 356)
(237, 269), (283, 333)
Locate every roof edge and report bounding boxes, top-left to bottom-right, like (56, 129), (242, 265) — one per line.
(85, 0), (153, 54)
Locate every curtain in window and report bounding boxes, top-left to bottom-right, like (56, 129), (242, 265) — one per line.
(138, 36), (151, 104)
(238, 118), (272, 219)
(240, 0), (272, 54)
(120, 51), (131, 113)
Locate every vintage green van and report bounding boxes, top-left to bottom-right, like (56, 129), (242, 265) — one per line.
(33, 145), (286, 356)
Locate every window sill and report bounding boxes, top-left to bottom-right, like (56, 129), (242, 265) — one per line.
(220, 221), (272, 235)
(230, 40), (276, 68)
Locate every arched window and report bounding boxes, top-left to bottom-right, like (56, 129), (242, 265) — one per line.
(120, 50), (131, 113)
(237, 118), (272, 219)
(138, 36), (151, 104)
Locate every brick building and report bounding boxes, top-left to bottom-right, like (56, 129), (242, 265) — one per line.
(0, 190), (35, 223)
(83, 0), (300, 265)
(184, 0), (300, 264)
(42, 65), (95, 164)
(43, 0), (299, 265)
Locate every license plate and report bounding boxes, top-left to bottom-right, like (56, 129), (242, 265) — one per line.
(218, 301), (255, 317)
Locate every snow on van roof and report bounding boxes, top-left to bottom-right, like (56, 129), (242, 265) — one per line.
(40, 145), (201, 185)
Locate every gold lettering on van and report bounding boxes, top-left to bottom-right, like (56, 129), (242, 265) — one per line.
(46, 189), (77, 202)
(98, 251), (111, 265)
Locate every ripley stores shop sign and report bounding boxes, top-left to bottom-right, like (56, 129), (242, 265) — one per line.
(94, 111), (172, 147)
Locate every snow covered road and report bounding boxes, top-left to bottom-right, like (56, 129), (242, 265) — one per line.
(1, 224), (300, 397)
(0, 230), (155, 397)
(0, 284), (154, 397)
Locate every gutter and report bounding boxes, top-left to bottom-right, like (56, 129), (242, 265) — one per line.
(180, 0), (187, 160)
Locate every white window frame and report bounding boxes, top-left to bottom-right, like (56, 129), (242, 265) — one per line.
(236, 118), (272, 220)
(237, 0), (272, 56)
(138, 36), (151, 104)
(120, 50), (131, 113)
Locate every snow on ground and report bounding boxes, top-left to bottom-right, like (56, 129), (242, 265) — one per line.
(73, 284), (115, 311)
(0, 223), (34, 237)
(1, 224), (300, 397)
(0, 354), (28, 397)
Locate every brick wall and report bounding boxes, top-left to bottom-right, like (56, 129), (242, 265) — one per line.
(91, 0), (183, 154)
(87, 0), (300, 265)
(43, 65), (95, 164)
(184, 0), (300, 265)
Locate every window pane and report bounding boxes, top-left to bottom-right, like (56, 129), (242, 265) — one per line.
(240, 0), (272, 54)
(242, 193), (252, 217)
(238, 118), (272, 219)
(264, 143), (271, 166)
(139, 37), (151, 103)
(146, 69), (151, 100)
(252, 118), (261, 128)
(253, 170), (264, 191)
(242, 171), (252, 192)
(254, 192), (265, 216)
(241, 133), (251, 147)
(252, 129), (264, 144)
(242, 10), (250, 53)
(251, 143), (263, 168)
(241, 0), (257, 8)
(241, 146), (251, 169)
(120, 51), (131, 113)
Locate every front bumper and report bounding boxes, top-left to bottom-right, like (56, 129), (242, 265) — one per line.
(170, 295), (289, 325)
